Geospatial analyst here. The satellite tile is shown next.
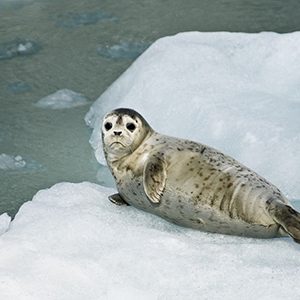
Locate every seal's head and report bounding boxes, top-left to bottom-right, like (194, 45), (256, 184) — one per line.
(102, 108), (153, 161)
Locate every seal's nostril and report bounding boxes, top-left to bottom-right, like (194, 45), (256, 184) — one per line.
(114, 131), (122, 136)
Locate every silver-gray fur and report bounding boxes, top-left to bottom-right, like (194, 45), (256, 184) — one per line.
(102, 108), (300, 242)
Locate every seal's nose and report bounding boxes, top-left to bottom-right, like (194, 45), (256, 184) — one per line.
(114, 131), (122, 136)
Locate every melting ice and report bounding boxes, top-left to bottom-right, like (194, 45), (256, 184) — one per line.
(35, 89), (89, 110)
(0, 213), (11, 235)
(0, 182), (299, 299)
(86, 32), (300, 199)
(0, 154), (26, 170)
(1, 32), (300, 299)
(97, 41), (151, 60)
(0, 39), (40, 60)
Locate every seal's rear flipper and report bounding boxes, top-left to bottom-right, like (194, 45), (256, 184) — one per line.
(266, 198), (300, 243)
(108, 193), (129, 206)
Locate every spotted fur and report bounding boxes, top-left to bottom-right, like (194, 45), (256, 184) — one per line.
(102, 108), (300, 242)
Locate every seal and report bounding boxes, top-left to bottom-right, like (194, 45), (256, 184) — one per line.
(102, 108), (300, 242)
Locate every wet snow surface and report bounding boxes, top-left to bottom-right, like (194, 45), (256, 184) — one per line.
(0, 182), (299, 299)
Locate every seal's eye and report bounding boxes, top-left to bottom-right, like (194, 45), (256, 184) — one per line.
(126, 123), (136, 132)
(104, 122), (112, 131)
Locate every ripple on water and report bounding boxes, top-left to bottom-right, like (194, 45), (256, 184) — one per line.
(7, 81), (32, 94)
(54, 11), (117, 28)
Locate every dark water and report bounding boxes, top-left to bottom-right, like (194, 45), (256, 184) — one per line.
(1, 0), (300, 216)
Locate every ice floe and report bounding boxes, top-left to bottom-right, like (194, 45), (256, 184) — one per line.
(0, 39), (40, 60)
(86, 32), (300, 199)
(97, 41), (151, 60)
(0, 213), (11, 235)
(0, 182), (299, 299)
(35, 89), (89, 110)
(0, 154), (26, 170)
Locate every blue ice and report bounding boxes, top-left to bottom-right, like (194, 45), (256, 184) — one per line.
(97, 41), (150, 60)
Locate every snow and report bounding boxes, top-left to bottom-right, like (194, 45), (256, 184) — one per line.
(97, 41), (150, 60)
(0, 182), (299, 299)
(0, 214), (11, 235)
(0, 154), (26, 170)
(86, 32), (300, 199)
(0, 39), (40, 60)
(35, 89), (89, 110)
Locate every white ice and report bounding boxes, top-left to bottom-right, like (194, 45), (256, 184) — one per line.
(0, 154), (26, 170)
(35, 89), (89, 110)
(0, 213), (11, 235)
(0, 182), (299, 299)
(0, 39), (39, 60)
(86, 32), (300, 199)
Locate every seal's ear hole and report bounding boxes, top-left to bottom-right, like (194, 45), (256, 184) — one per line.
(126, 123), (136, 132)
(104, 122), (112, 131)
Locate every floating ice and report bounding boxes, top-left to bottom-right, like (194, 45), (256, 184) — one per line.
(97, 41), (151, 60)
(0, 213), (11, 235)
(0, 182), (299, 299)
(55, 11), (116, 28)
(86, 32), (300, 199)
(0, 153), (42, 173)
(0, 154), (26, 170)
(35, 89), (89, 110)
(0, 39), (40, 60)
(7, 81), (31, 94)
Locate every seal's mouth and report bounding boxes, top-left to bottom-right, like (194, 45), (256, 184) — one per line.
(109, 141), (125, 148)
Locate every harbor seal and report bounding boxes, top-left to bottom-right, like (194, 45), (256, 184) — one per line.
(102, 108), (300, 242)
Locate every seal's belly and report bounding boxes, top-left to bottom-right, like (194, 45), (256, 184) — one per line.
(117, 175), (281, 238)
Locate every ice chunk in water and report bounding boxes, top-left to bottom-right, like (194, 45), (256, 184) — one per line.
(55, 11), (116, 28)
(0, 154), (26, 170)
(0, 39), (40, 60)
(85, 32), (300, 199)
(97, 41), (150, 60)
(0, 213), (11, 235)
(35, 89), (89, 109)
(0, 154), (42, 173)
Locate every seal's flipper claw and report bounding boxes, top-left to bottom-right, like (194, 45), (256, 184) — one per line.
(143, 156), (166, 204)
(108, 193), (129, 206)
(266, 199), (300, 243)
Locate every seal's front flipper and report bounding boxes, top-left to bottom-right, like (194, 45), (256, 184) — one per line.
(143, 156), (166, 204)
(108, 193), (129, 206)
(266, 199), (300, 243)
